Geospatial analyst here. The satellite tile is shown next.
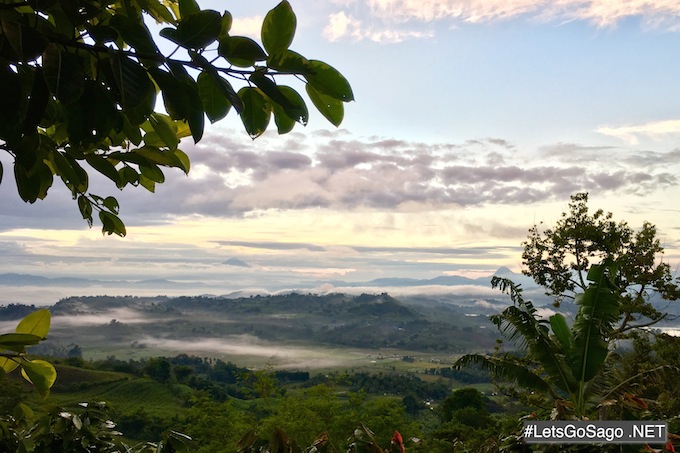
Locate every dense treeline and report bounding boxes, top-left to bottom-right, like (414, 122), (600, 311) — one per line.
(424, 365), (492, 384)
(30, 291), (499, 353)
(8, 337), (677, 452)
(0, 350), (511, 451)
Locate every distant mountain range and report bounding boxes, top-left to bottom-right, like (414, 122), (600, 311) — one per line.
(320, 266), (537, 289)
(0, 273), (207, 289)
(0, 268), (538, 291)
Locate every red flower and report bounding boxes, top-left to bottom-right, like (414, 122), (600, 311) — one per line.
(391, 431), (405, 453)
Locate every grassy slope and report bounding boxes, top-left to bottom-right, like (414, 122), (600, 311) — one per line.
(45, 365), (192, 419)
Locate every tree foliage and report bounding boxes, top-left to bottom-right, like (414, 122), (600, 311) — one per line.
(0, 401), (191, 452)
(455, 266), (625, 419)
(0, 309), (56, 397)
(522, 192), (680, 335)
(0, 0), (353, 235)
(455, 193), (680, 421)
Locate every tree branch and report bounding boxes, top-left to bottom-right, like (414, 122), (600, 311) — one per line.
(53, 39), (304, 78)
(612, 314), (667, 338)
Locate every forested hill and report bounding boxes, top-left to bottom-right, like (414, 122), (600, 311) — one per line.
(1, 293), (499, 354)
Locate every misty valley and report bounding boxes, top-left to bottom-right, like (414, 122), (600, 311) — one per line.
(2, 284), (679, 452)
(2, 291), (506, 368)
(0, 290), (519, 452)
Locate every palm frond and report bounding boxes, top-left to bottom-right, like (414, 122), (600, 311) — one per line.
(491, 278), (578, 394)
(453, 353), (556, 398)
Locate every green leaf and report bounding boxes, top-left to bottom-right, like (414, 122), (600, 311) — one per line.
(14, 160), (53, 203)
(0, 357), (19, 374)
(77, 195), (93, 226)
(72, 414), (83, 430)
(122, 115), (144, 145)
(109, 15), (161, 56)
(51, 151), (80, 190)
(306, 84), (343, 127)
(205, 69), (243, 113)
(549, 313), (572, 352)
(13, 163), (36, 204)
(219, 11), (232, 39)
(85, 154), (120, 185)
(249, 73), (306, 125)
(23, 66), (49, 135)
(262, 0), (296, 54)
(148, 67), (203, 141)
(140, 163), (165, 183)
(103, 197), (119, 214)
(16, 308), (51, 338)
(21, 359), (57, 397)
(117, 166), (139, 189)
(86, 24), (119, 44)
(165, 430), (193, 452)
(99, 211), (127, 236)
(186, 82), (205, 143)
(569, 286), (618, 383)
(174, 10), (221, 49)
(238, 87), (271, 138)
(149, 113), (179, 149)
(267, 50), (310, 73)
(149, 68), (192, 120)
(42, 43), (85, 104)
(62, 154), (88, 193)
(198, 71), (231, 123)
(179, 0), (200, 17)
(0, 333), (44, 351)
(272, 102), (295, 134)
(1, 19), (49, 61)
(304, 60), (354, 101)
(138, 173), (156, 192)
(272, 86), (308, 133)
(136, 146), (177, 166)
(173, 149), (191, 174)
(218, 36), (267, 68)
(110, 52), (155, 111)
(167, 59), (192, 82)
(63, 80), (119, 144)
(0, 65), (21, 136)
(85, 81), (118, 141)
(145, 0), (176, 23)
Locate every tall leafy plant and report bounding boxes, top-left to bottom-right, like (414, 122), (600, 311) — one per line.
(454, 260), (620, 419)
(522, 193), (679, 337)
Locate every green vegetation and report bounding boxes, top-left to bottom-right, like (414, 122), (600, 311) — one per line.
(453, 193), (680, 451)
(2, 190), (680, 452)
(522, 192), (679, 336)
(0, 309), (56, 397)
(1, 0), (352, 235)
(22, 292), (497, 365)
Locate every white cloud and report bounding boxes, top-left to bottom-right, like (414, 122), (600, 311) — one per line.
(326, 0), (680, 42)
(365, 0), (541, 23)
(596, 119), (680, 144)
(230, 16), (263, 39)
(324, 11), (353, 41)
(324, 11), (434, 42)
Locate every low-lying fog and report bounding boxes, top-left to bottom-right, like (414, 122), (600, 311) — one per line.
(1, 282), (505, 307)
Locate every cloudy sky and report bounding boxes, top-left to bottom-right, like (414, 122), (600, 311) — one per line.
(2, 0), (680, 304)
